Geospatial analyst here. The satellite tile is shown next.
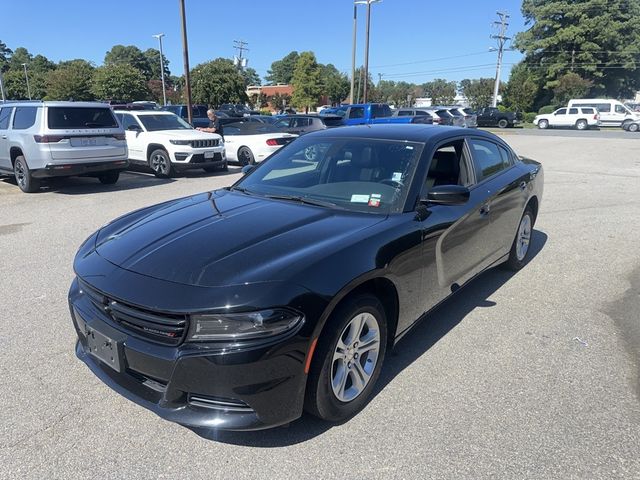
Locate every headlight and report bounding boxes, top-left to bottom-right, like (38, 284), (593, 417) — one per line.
(187, 308), (303, 341)
(170, 139), (191, 145)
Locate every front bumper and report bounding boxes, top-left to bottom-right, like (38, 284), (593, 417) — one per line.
(172, 148), (226, 170)
(32, 160), (129, 178)
(69, 278), (309, 431)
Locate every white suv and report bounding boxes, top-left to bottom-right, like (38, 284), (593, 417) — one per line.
(0, 101), (128, 192)
(534, 107), (600, 130)
(115, 110), (226, 177)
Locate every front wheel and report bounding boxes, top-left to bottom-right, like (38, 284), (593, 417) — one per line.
(497, 118), (509, 128)
(537, 119), (549, 129)
(148, 149), (174, 178)
(98, 170), (120, 184)
(14, 155), (40, 193)
(628, 123), (639, 133)
(305, 293), (387, 422)
(504, 206), (534, 271)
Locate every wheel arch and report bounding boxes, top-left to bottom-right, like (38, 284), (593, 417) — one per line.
(526, 195), (539, 224)
(10, 147), (24, 166)
(147, 143), (167, 159)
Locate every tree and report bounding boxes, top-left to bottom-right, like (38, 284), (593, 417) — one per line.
(2, 69), (31, 99)
(552, 72), (593, 105)
(515, 0), (640, 98)
(269, 93), (292, 112)
(8, 47), (32, 71)
(241, 67), (261, 87)
(422, 78), (456, 104)
(142, 48), (170, 81)
(191, 58), (247, 107)
(291, 52), (322, 112)
(45, 59), (95, 101)
(320, 64), (349, 104)
(352, 66), (375, 103)
(265, 51), (299, 85)
(0, 40), (11, 72)
(92, 64), (150, 102)
(502, 62), (540, 112)
(459, 78), (495, 109)
(105, 45), (152, 80)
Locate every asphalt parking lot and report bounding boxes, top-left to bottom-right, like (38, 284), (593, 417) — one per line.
(1, 132), (639, 479)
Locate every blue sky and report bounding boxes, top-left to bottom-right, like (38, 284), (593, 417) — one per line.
(2, 0), (527, 85)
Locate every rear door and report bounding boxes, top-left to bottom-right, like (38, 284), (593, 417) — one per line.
(0, 107), (13, 171)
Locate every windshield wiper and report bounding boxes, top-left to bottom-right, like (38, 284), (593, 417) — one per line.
(264, 193), (340, 209)
(229, 186), (255, 195)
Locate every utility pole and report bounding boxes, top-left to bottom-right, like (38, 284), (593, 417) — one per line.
(233, 40), (249, 70)
(362, 0), (372, 103)
(350, 2), (358, 103)
(490, 11), (510, 108)
(179, 0), (193, 125)
(152, 33), (167, 106)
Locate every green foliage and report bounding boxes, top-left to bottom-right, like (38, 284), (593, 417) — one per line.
(524, 112), (537, 123)
(92, 64), (150, 102)
(191, 58), (247, 107)
(8, 47), (32, 70)
(497, 105), (508, 112)
(320, 64), (349, 104)
(291, 51), (322, 112)
(460, 78), (495, 109)
(266, 51), (299, 85)
(515, 0), (640, 98)
(45, 59), (95, 100)
(421, 78), (456, 105)
(352, 66), (375, 103)
(0, 40), (12, 72)
(269, 93), (292, 111)
(241, 67), (261, 87)
(502, 62), (540, 112)
(2, 69), (31, 99)
(259, 109), (272, 116)
(551, 72), (592, 105)
(142, 48), (170, 81)
(538, 105), (556, 114)
(105, 45), (152, 80)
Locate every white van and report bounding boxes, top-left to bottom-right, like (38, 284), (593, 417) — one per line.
(567, 99), (640, 127)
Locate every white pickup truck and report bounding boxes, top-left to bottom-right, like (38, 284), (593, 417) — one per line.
(114, 110), (226, 177)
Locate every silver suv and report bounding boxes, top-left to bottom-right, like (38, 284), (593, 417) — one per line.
(0, 101), (128, 192)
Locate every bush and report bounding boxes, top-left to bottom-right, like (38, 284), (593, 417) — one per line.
(524, 112), (537, 123)
(497, 104), (508, 112)
(538, 105), (556, 114)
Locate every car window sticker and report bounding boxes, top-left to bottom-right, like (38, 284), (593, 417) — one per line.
(351, 194), (370, 203)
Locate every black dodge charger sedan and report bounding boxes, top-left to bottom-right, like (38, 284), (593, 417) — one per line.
(69, 125), (543, 431)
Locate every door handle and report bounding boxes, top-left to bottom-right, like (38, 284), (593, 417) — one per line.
(1, 135), (6, 139)
(519, 181), (527, 191)
(480, 204), (491, 216)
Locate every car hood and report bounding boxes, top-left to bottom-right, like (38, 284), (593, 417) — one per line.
(148, 130), (222, 141)
(93, 190), (385, 287)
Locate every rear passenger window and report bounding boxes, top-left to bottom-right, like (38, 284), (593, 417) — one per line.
(0, 107), (12, 129)
(569, 108), (578, 114)
(349, 107), (364, 119)
(582, 108), (594, 114)
(469, 139), (508, 181)
(398, 111), (412, 116)
(13, 107), (38, 130)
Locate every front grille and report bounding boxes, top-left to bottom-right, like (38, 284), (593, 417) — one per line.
(190, 139), (220, 148)
(188, 394), (253, 413)
(79, 280), (188, 346)
(190, 152), (223, 164)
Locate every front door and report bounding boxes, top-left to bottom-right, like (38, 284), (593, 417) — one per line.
(118, 113), (145, 162)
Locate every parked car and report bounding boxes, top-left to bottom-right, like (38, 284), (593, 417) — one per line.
(272, 114), (345, 135)
(161, 104), (210, 128)
(0, 101), (128, 192)
(533, 107), (600, 130)
(393, 109), (434, 124)
(69, 124), (543, 431)
(341, 103), (432, 126)
(222, 121), (297, 165)
(219, 104), (260, 118)
(428, 108), (464, 127)
(448, 107), (477, 128)
(568, 98), (640, 127)
(475, 107), (519, 128)
(114, 110), (226, 177)
(319, 106), (348, 117)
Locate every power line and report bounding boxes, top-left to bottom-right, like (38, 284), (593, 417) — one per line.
(233, 39), (249, 69)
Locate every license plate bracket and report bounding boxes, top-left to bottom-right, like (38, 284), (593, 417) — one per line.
(204, 151), (215, 159)
(85, 325), (123, 372)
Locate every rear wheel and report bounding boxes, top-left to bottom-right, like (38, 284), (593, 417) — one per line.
(628, 123), (639, 132)
(98, 170), (120, 184)
(305, 293), (387, 422)
(537, 119), (549, 129)
(504, 206), (534, 271)
(148, 149), (174, 178)
(237, 146), (255, 166)
(497, 118), (509, 128)
(575, 119), (588, 130)
(14, 155), (40, 193)
(622, 120), (633, 130)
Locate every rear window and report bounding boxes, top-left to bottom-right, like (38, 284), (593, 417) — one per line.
(0, 107), (12, 129)
(581, 108), (595, 114)
(47, 107), (118, 129)
(397, 110), (413, 116)
(321, 117), (343, 127)
(13, 107), (38, 130)
(435, 110), (453, 118)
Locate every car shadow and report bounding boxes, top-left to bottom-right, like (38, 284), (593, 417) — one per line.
(190, 229), (548, 447)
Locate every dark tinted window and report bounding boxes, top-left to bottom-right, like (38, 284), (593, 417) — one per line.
(556, 108), (567, 115)
(193, 106), (208, 117)
(164, 106), (181, 115)
(47, 107), (118, 129)
(569, 108), (578, 114)
(119, 114), (141, 130)
(426, 141), (472, 189)
(371, 104), (392, 118)
(321, 117), (343, 127)
(435, 110), (453, 118)
(469, 139), (508, 180)
(497, 145), (514, 167)
(595, 103), (610, 112)
(138, 114), (192, 131)
(0, 107), (12, 129)
(349, 107), (365, 119)
(582, 108), (595, 114)
(13, 107), (38, 129)
(397, 110), (412, 116)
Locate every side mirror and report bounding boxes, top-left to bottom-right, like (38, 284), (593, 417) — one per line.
(422, 185), (470, 206)
(241, 165), (255, 175)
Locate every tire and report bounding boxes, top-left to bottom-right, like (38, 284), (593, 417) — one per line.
(537, 119), (549, 129)
(98, 170), (120, 185)
(575, 119), (588, 130)
(504, 206), (534, 271)
(305, 293), (388, 422)
(497, 118), (509, 129)
(237, 146), (255, 166)
(14, 155), (40, 193)
(628, 123), (639, 133)
(148, 149), (174, 178)
(622, 120), (633, 130)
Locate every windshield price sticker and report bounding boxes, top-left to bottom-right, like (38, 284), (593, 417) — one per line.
(351, 194), (370, 203)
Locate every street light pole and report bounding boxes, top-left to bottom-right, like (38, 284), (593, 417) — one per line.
(22, 63), (31, 100)
(179, 0), (193, 125)
(153, 33), (167, 106)
(358, 0), (380, 104)
(349, 2), (358, 104)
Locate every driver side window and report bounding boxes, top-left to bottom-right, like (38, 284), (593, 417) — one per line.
(425, 141), (471, 190)
(121, 114), (141, 130)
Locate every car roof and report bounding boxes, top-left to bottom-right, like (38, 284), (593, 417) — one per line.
(0, 101), (113, 108)
(114, 110), (174, 115)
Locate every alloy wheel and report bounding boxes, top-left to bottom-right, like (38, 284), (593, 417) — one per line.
(15, 159), (26, 189)
(516, 213), (532, 261)
(151, 153), (169, 175)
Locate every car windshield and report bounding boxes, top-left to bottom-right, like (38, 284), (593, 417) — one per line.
(234, 136), (424, 214)
(224, 122), (282, 135)
(47, 107), (119, 129)
(138, 114), (193, 131)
